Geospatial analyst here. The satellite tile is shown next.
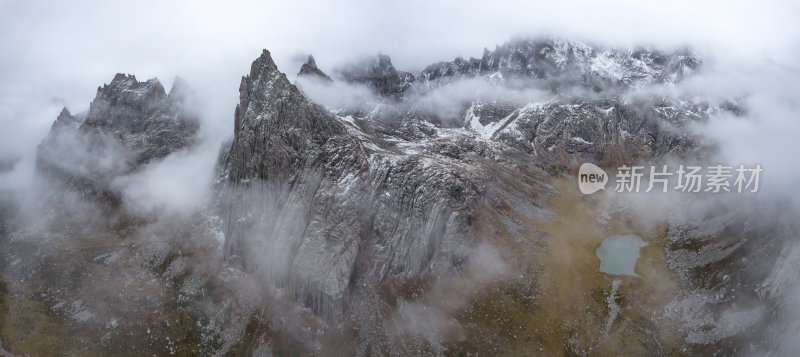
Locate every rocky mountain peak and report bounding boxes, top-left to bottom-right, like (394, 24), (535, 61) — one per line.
(245, 49), (280, 84)
(228, 49), (349, 181)
(418, 37), (701, 91)
(339, 52), (414, 98)
(218, 49), (493, 323)
(98, 73), (166, 100)
(297, 54), (333, 82)
(55, 107), (75, 124)
(48, 107), (81, 134)
(373, 53), (393, 70)
(57, 106), (72, 119)
(36, 73), (199, 199)
(237, 50), (289, 109)
(85, 73), (170, 130)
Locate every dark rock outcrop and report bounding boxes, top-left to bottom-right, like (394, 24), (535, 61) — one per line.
(297, 55), (333, 82)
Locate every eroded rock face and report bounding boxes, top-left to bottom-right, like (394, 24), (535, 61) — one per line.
(490, 97), (712, 167)
(217, 50), (499, 322)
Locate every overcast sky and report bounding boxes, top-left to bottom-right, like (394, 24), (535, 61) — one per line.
(1, 0), (798, 192)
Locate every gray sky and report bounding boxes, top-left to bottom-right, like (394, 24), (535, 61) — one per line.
(0, 0), (798, 192)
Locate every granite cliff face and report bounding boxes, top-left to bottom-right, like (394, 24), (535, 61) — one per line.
(217, 50), (498, 322)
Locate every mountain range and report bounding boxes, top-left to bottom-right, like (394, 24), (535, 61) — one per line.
(0, 37), (790, 356)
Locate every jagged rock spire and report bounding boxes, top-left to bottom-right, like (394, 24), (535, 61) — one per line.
(36, 72), (200, 197)
(297, 54), (333, 82)
(229, 49), (349, 181)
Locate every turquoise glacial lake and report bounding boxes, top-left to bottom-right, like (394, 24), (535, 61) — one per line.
(596, 234), (648, 276)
